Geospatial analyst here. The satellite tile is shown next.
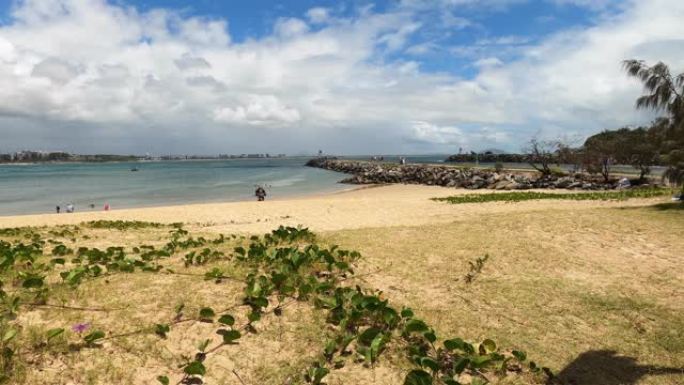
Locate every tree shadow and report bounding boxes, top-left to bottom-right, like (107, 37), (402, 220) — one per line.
(616, 202), (683, 212)
(553, 350), (683, 385)
(650, 202), (684, 211)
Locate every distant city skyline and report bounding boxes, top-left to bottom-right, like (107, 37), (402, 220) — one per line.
(0, 0), (683, 154)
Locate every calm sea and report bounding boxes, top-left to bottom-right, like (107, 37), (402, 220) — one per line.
(0, 155), (448, 216)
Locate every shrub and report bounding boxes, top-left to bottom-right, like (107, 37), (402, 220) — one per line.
(434, 188), (672, 204)
(549, 167), (567, 177)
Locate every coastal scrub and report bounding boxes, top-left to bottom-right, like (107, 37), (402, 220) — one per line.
(433, 188), (673, 204)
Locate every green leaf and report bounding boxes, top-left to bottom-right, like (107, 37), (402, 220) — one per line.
(218, 314), (235, 326)
(324, 339), (337, 359)
(2, 329), (17, 343)
(481, 339), (496, 354)
(22, 276), (44, 289)
(184, 361), (206, 376)
(471, 378), (487, 385)
(529, 361), (540, 373)
(253, 296), (269, 308)
(247, 311), (261, 323)
(198, 307), (215, 322)
(46, 328), (64, 342)
(84, 330), (105, 345)
(156, 375), (169, 385)
(370, 333), (387, 363)
(154, 324), (170, 338)
(420, 356), (440, 372)
(404, 319), (429, 334)
(404, 369), (433, 385)
(512, 350), (527, 361)
(444, 338), (465, 351)
(401, 308), (414, 318)
(469, 355), (492, 368)
(423, 330), (437, 343)
(452, 358), (469, 374)
(217, 329), (241, 344)
(307, 365), (330, 384)
(357, 327), (382, 346)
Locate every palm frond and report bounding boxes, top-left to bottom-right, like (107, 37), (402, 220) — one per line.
(675, 73), (684, 89)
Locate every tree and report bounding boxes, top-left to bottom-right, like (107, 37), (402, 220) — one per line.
(523, 138), (559, 176)
(616, 128), (658, 181)
(556, 137), (584, 173)
(624, 60), (684, 192)
(583, 131), (619, 182)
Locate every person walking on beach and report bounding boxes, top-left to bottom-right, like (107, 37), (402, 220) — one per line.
(56, 205), (60, 214)
(255, 186), (266, 201)
(66, 203), (74, 213)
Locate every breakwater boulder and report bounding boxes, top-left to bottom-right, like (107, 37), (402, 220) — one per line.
(305, 158), (629, 190)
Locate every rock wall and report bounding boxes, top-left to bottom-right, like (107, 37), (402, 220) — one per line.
(305, 158), (628, 190)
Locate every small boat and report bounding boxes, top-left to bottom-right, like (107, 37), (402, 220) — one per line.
(131, 167), (139, 172)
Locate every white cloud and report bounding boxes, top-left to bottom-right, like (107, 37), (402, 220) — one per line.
(274, 17), (310, 38)
(31, 57), (82, 84)
(377, 22), (422, 51)
(405, 42), (438, 55)
(213, 95), (301, 126)
(549, 0), (619, 10)
(474, 57), (503, 67)
(0, 0), (682, 154)
(475, 35), (532, 45)
(400, 0), (528, 10)
(410, 121), (463, 145)
(174, 54), (211, 70)
(306, 7), (330, 24)
(473, 0), (684, 134)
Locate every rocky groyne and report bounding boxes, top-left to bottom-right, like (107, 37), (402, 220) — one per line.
(306, 158), (636, 190)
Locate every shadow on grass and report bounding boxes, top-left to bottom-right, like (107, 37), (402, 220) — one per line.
(650, 202), (684, 211)
(553, 350), (683, 385)
(616, 202), (684, 212)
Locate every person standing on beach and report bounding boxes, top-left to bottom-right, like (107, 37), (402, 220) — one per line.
(66, 203), (74, 213)
(255, 186), (266, 201)
(56, 205), (60, 214)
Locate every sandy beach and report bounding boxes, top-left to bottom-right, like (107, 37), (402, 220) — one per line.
(2, 183), (682, 385)
(0, 184), (668, 233)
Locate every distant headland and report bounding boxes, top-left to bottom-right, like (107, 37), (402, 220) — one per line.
(0, 150), (288, 164)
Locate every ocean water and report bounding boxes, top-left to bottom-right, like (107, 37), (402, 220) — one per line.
(0, 155), (453, 216)
(0, 158), (355, 216)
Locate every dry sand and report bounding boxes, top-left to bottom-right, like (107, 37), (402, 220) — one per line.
(0, 184), (668, 233)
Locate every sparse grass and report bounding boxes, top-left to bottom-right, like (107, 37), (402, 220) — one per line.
(321, 204), (684, 385)
(434, 188), (673, 204)
(84, 220), (175, 230)
(1, 205), (682, 385)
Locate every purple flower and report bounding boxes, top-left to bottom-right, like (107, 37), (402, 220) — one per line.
(72, 323), (90, 334)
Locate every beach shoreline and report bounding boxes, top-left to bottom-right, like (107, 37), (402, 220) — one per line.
(0, 184), (668, 233)
(0, 181), (368, 219)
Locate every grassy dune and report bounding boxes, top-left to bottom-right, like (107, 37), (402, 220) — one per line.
(0, 202), (682, 385)
(323, 204), (684, 385)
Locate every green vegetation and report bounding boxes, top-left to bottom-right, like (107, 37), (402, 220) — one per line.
(0, 221), (547, 385)
(624, 60), (684, 192)
(85, 220), (174, 230)
(433, 188), (672, 205)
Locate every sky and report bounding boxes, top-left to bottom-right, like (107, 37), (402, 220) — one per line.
(0, 0), (683, 155)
